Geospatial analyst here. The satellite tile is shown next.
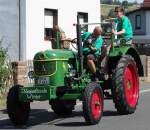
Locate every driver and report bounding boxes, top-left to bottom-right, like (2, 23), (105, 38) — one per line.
(82, 26), (103, 81)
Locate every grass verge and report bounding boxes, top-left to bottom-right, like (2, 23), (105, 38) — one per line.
(101, 4), (139, 18)
(0, 98), (6, 108)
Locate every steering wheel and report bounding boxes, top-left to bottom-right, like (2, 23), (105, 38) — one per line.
(70, 38), (78, 50)
(60, 38), (77, 50)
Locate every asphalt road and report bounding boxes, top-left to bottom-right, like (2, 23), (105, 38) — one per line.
(0, 82), (150, 130)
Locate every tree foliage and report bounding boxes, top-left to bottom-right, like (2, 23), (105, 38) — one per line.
(108, 9), (116, 18)
(0, 39), (12, 97)
(101, 0), (121, 5)
(122, 0), (128, 9)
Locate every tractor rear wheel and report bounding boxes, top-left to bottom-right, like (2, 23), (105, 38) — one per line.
(112, 55), (139, 114)
(83, 82), (103, 125)
(7, 85), (30, 125)
(50, 100), (76, 115)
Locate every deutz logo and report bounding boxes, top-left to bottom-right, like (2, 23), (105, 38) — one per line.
(41, 65), (46, 72)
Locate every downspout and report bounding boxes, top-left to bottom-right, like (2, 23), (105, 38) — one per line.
(18, 0), (21, 60)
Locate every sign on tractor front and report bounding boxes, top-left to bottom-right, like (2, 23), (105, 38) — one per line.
(19, 87), (49, 101)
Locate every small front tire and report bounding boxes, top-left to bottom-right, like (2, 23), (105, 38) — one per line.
(7, 85), (30, 125)
(83, 82), (104, 125)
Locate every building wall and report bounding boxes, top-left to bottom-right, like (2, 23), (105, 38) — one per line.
(128, 10), (146, 35)
(22, 0), (101, 60)
(128, 10), (150, 44)
(0, 0), (19, 61)
(146, 11), (150, 35)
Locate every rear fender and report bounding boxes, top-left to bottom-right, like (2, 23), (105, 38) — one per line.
(126, 48), (144, 77)
(108, 46), (143, 76)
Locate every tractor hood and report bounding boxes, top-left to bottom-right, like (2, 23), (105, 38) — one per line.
(33, 49), (77, 86)
(34, 49), (76, 60)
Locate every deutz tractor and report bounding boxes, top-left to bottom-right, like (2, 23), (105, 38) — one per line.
(7, 16), (143, 125)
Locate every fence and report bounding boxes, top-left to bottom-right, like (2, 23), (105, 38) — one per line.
(11, 60), (34, 85)
(26, 60), (34, 84)
(147, 57), (150, 78)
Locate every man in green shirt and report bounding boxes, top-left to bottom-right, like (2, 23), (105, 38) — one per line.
(82, 26), (103, 81)
(112, 6), (133, 44)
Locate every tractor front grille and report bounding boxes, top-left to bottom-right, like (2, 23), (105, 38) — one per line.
(33, 61), (56, 76)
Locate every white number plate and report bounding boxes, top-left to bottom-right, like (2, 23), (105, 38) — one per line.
(37, 77), (49, 85)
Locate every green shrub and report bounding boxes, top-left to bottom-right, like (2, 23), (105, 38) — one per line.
(0, 39), (12, 98)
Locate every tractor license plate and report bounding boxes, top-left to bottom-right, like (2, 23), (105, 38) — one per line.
(37, 77), (49, 85)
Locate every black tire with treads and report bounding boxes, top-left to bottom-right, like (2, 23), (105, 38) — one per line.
(7, 85), (30, 125)
(112, 55), (139, 114)
(83, 82), (103, 125)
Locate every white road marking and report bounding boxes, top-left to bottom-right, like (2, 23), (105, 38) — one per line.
(140, 89), (150, 94)
(0, 117), (8, 120)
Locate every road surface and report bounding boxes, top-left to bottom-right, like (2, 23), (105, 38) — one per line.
(0, 82), (150, 130)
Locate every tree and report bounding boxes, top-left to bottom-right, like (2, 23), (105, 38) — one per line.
(108, 9), (116, 18)
(122, 1), (128, 9)
(0, 38), (12, 98)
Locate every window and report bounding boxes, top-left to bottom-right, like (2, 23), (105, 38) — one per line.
(135, 15), (141, 29)
(44, 9), (58, 40)
(78, 12), (88, 32)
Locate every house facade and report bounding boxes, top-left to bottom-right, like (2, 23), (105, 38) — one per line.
(0, 0), (101, 61)
(127, 0), (150, 46)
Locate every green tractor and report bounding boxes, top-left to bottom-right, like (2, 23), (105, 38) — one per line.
(7, 16), (143, 125)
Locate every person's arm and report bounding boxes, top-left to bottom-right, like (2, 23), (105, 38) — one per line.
(95, 37), (103, 51)
(112, 18), (125, 36)
(113, 17), (128, 36)
(82, 32), (92, 54)
(90, 36), (103, 53)
(89, 46), (96, 52)
(83, 47), (91, 53)
(114, 29), (125, 35)
(112, 19), (117, 35)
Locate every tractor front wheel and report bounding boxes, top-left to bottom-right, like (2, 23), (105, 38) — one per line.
(7, 85), (30, 125)
(83, 82), (103, 125)
(112, 55), (139, 114)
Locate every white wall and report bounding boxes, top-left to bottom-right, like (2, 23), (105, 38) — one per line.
(0, 0), (19, 61)
(146, 11), (150, 35)
(22, 0), (101, 60)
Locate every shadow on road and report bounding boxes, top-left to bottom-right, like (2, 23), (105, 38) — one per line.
(0, 109), (56, 129)
(103, 110), (119, 117)
(55, 110), (120, 127)
(0, 109), (120, 129)
(0, 109), (82, 129)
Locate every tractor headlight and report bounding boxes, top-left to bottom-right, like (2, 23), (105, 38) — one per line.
(28, 71), (34, 79)
(68, 64), (76, 77)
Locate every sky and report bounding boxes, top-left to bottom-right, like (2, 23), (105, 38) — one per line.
(120, 0), (144, 3)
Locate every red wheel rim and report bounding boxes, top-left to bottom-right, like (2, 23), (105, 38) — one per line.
(91, 89), (103, 119)
(124, 63), (139, 107)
